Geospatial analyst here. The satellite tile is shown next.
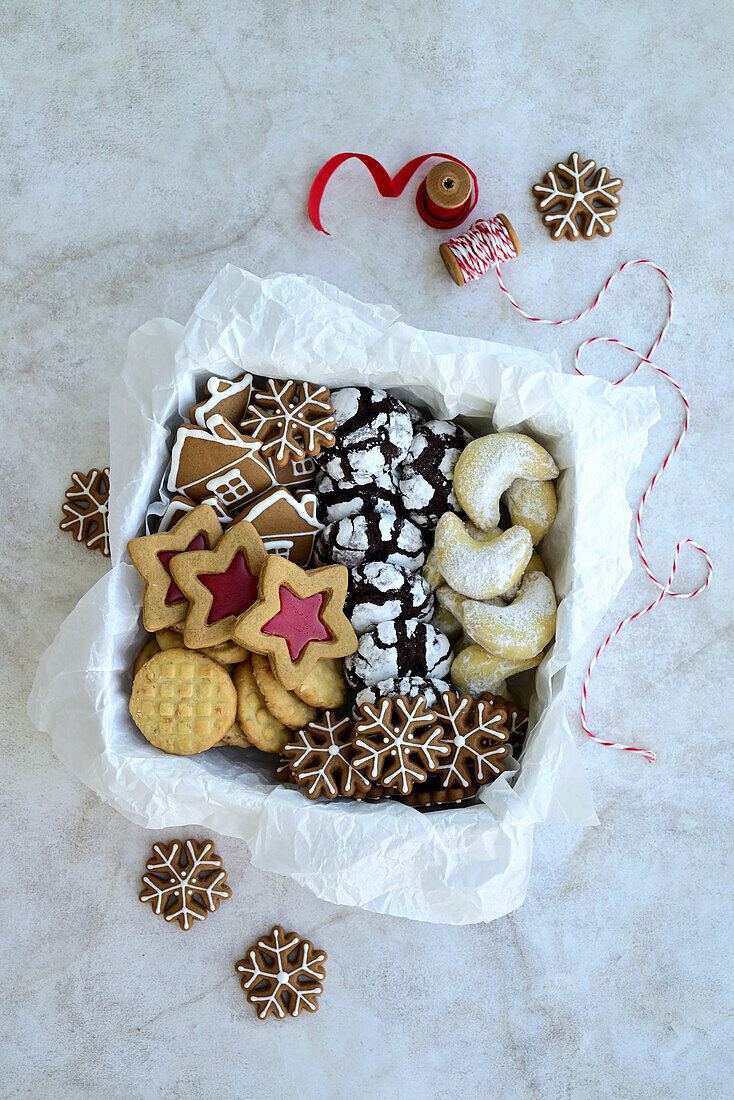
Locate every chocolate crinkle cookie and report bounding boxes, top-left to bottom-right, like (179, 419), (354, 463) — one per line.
(354, 675), (452, 713)
(344, 618), (453, 688)
(314, 513), (425, 572)
(398, 419), (471, 528)
(316, 387), (414, 485)
(344, 562), (434, 635)
(315, 469), (404, 525)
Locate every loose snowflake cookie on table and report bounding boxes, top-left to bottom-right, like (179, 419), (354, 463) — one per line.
(241, 379), (336, 467)
(235, 926), (327, 1020)
(532, 152), (623, 241)
(139, 838), (231, 930)
(59, 467), (110, 557)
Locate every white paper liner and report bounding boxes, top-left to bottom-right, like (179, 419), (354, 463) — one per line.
(29, 266), (659, 924)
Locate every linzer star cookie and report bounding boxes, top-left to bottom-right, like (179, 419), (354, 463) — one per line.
(431, 691), (509, 789)
(241, 379), (336, 467)
(236, 487), (322, 567)
(189, 372), (253, 429)
(233, 556), (357, 691)
(235, 926), (327, 1020)
(284, 712), (370, 799)
(60, 467), (111, 557)
(167, 415), (275, 510)
(127, 504), (224, 632)
(167, 518), (267, 649)
(352, 695), (449, 795)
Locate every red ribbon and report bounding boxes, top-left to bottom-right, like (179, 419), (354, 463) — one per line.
(308, 153), (478, 235)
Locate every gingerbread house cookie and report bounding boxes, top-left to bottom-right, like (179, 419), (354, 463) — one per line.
(236, 487), (322, 567)
(189, 373), (253, 430)
(167, 415), (275, 510)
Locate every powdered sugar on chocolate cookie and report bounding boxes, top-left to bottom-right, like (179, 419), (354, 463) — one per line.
(345, 618), (453, 687)
(315, 513), (425, 572)
(344, 562), (434, 635)
(399, 419), (470, 528)
(315, 469), (403, 525)
(318, 387), (413, 485)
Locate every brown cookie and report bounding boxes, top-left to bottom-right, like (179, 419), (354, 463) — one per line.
(532, 152), (622, 241)
(60, 467), (111, 557)
(127, 504), (224, 632)
(189, 373), (253, 429)
(167, 519), (268, 649)
(235, 926), (327, 1019)
(352, 695), (449, 795)
(241, 379), (336, 467)
(235, 487), (322, 567)
(285, 712), (370, 799)
(167, 415), (275, 510)
(432, 691), (509, 788)
(140, 839), (231, 930)
(233, 555), (357, 691)
(250, 652), (317, 730)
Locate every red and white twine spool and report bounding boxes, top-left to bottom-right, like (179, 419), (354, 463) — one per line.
(440, 216), (713, 762)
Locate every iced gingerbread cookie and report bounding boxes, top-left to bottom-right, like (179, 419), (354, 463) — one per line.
(345, 618), (452, 688)
(450, 645), (542, 697)
(167, 415), (276, 511)
(352, 695), (449, 795)
(235, 487), (322, 567)
(314, 469), (403, 525)
(354, 674), (451, 713)
(504, 478), (557, 545)
(453, 432), (558, 531)
(315, 513), (424, 572)
(398, 420), (470, 528)
(434, 513), (532, 600)
(284, 712), (370, 800)
(451, 572), (557, 661)
(344, 562), (433, 636)
(241, 379), (336, 467)
(189, 373), (253, 430)
(318, 387), (413, 485)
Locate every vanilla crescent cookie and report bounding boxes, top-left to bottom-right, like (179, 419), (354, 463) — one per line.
(450, 645), (543, 697)
(461, 572), (557, 661)
(453, 432), (558, 531)
(434, 513), (532, 600)
(504, 477), (557, 545)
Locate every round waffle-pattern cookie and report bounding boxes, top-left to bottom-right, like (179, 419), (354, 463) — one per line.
(314, 469), (404, 525)
(398, 419), (471, 528)
(345, 618), (453, 688)
(317, 387), (413, 485)
(315, 513), (424, 572)
(344, 562), (434, 635)
(354, 674), (451, 714)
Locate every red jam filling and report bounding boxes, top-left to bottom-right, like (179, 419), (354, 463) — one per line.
(158, 533), (207, 604)
(200, 552), (259, 624)
(262, 586), (332, 661)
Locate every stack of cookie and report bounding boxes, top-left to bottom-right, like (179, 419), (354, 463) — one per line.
(126, 371), (560, 808)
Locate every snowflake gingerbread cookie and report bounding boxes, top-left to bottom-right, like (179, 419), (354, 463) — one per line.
(235, 926), (327, 1020)
(139, 838), (232, 930)
(60, 467), (110, 557)
(241, 379), (336, 467)
(431, 691), (510, 789)
(352, 695), (450, 795)
(284, 712), (370, 799)
(532, 152), (623, 241)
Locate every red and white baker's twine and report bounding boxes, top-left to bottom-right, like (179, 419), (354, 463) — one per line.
(443, 217), (713, 761)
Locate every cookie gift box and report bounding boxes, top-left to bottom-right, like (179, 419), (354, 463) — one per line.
(29, 266), (659, 925)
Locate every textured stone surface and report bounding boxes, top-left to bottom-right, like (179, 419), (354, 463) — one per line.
(2, 1), (732, 1095)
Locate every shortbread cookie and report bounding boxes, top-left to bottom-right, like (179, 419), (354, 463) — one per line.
(284, 712), (370, 799)
(233, 556), (357, 691)
(168, 519), (268, 649)
(314, 469), (403, 525)
(354, 674), (451, 713)
(450, 645), (542, 697)
(352, 695), (449, 795)
(129, 649), (237, 755)
(453, 432), (558, 531)
(217, 719), (250, 748)
(432, 604), (462, 642)
(315, 513), (425, 572)
(232, 660), (289, 753)
(293, 657), (347, 709)
(461, 572), (557, 660)
(344, 561), (434, 635)
(504, 478), (557, 545)
(127, 504), (224, 632)
(241, 380), (336, 467)
(133, 638), (161, 677)
(398, 420), (470, 528)
(434, 513), (532, 600)
(345, 618), (453, 688)
(318, 387), (413, 485)
(250, 652), (318, 730)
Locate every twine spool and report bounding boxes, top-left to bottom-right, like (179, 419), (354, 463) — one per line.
(416, 162), (476, 229)
(439, 215), (521, 284)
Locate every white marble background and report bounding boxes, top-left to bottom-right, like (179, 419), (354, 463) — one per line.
(2, 1), (733, 1096)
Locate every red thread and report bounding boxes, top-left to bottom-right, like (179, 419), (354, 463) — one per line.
(441, 217), (713, 762)
(308, 153), (478, 235)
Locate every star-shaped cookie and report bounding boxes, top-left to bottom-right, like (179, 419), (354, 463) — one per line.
(233, 556), (357, 690)
(127, 504), (224, 632)
(168, 518), (268, 649)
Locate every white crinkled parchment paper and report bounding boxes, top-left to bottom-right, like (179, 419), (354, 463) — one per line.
(28, 266), (659, 925)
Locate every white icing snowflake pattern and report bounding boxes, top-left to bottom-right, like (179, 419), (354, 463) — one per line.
(433, 693), (509, 789)
(533, 152), (622, 241)
(60, 467), (110, 556)
(285, 713), (369, 799)
(235, 926), (327, 1020)
(241, 379), (335, 465)
(139, 839), (231, 930)
(353, 696), (449, 795)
